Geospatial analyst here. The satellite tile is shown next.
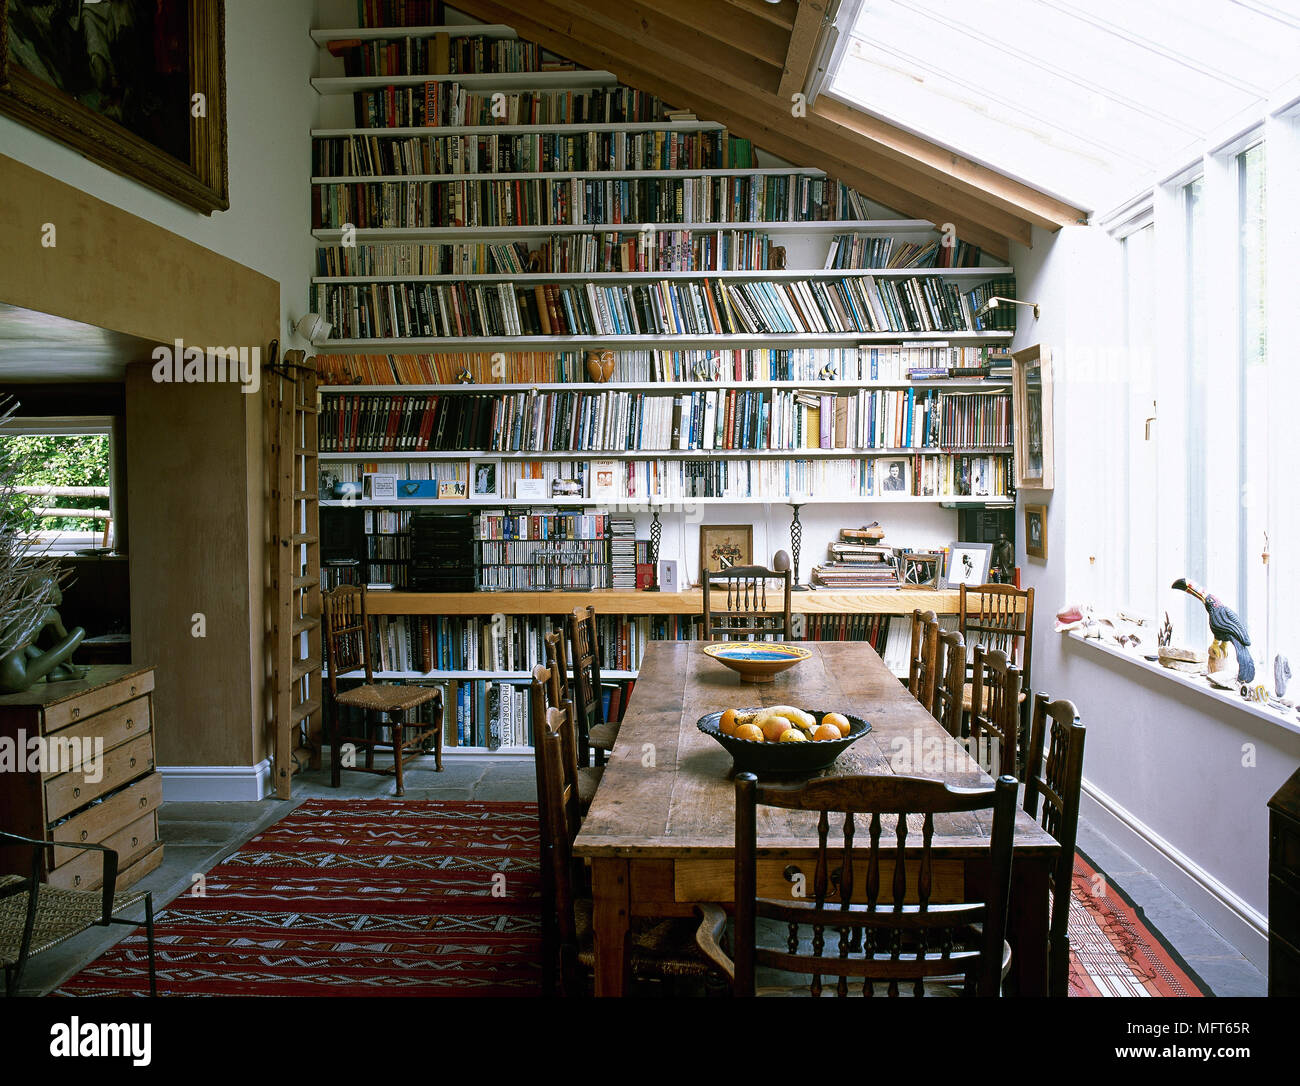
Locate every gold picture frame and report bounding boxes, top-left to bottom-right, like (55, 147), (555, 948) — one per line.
(1012, 343), (1054, 490)
(0, 0), (229, 214)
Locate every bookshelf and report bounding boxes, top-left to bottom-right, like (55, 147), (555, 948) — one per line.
(307, 11), (1017, 757)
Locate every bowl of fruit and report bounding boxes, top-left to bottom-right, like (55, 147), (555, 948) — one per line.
(696, 705), (871, 776)
(701, 642), (812, 683)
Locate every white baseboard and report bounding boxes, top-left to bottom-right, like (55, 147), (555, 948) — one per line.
(159, 760), (272, 802)
(1079, 777), (1269, 970)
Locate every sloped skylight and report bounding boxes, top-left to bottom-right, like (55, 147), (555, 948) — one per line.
(827, 0), (1300, 215)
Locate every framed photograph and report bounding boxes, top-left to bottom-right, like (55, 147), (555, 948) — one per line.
(469, 459), (501, 500)
(900, 551), (941, 589)
(551, 478), (583, 498)
(1012, 343), (1054, 490)
(1024, 503), (1048, 560)
(945, 541), (993, 588)
(0, 0), (229, 214)
(698, 524), (753, 580)
(438, 480), (468, 500)
(515, 478), (547, 500)
(877, 457), (911, 495)
(363, 472), (398, 501)
(591, 459), (619, 502)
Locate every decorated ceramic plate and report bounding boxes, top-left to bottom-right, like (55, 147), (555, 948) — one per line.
(702, 642), (812, 683)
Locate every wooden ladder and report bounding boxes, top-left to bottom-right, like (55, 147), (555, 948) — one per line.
(266, 347), (323, 798)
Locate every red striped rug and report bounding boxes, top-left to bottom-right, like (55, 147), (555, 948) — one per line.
(55, 799), (543, 997)
(1068, 851), (1211, 997)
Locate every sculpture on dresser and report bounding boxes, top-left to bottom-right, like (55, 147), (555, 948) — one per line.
(0, 396), (86, 692)
(991, 533), (1015, 584)
(1171, 577), (1255, 683)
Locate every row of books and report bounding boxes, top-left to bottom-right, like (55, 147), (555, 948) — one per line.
(472, 511), (611, 540)
(312, 175), (871, 229)
(313, 344), (1007, 385)
(825, 234), (983, 270)
(312, 130), (758, 177)
(328, 35), (543, 78)
(354, 0), (437, 28)
(351, 85), (669, 129)
(320, 387), (1010, 454)
(312, 273), (1016, 340)
(325, 453), (1014, 501)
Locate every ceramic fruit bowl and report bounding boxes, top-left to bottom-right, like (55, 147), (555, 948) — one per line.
(702, 642), (811, 683)
(696, 709), (871, 776)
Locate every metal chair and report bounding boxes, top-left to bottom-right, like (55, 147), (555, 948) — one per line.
(1, 831), (156, 996)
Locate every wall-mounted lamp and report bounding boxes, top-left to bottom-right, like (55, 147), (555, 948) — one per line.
(976, 296), (1040, 320)
(292, 312), (332, 342)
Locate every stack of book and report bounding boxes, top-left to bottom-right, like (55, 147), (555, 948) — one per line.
(811, 526), (900, 590)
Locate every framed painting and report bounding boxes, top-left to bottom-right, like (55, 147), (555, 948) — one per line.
(1012, 343), (1054, 490)
(1024, 503), (1048, 560)
(0, 0), (228, 213)
(698, 524), (752, 580)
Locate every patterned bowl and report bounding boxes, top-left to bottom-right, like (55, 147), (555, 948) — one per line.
(696, 709), (872, 776)
(702, 642), (812, 683)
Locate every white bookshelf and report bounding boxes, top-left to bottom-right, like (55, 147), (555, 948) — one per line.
(311, 220), (940, 242)
(313, 70), (619, 93)
(319, 379), (1012, 393)
(310, 267), (1015, 284)
(311, 24), (518, 44)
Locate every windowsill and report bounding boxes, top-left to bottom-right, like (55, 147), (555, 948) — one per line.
(1065, 631), (1300, 737)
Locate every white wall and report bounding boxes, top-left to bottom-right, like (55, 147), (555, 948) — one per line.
(0, 0), (318, 343)
(1012, 223), (1300, 969)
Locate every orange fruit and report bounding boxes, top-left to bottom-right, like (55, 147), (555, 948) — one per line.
(823, 712), (851, 737)
(720, 709), (739, 736)
(734, 722), (764, 743)
(779, 729), (808, 743)
(813, 723), (843, 742)
(760, 714), (792, 742)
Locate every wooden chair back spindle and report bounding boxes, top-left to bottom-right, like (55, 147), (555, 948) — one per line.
(567, 607), (604, 765)
(907, 609), (939, 707)
(731, 772), (1018, 997)
(968, 647), (1022, 778)
(1023, 693), (1086, 997)
(702, 564), (792, 642)
(930, 630), (967, 739)
(959, 583), (1034, 689)
(321, 584), (373, 693)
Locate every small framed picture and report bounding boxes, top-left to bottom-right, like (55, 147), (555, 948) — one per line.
(877, 457), (910, 494)
(515, 478), (548, 500)
(364, 472), (398, 501)
(551, 478), (583, 498)
(1024, 503), (1048, 560)
(698, 523), (753, 581)
(591, 459), (619, 502)
(438, 480), (468, 500)
(946, 541), (993, 588)
(470, 458), (501, 500)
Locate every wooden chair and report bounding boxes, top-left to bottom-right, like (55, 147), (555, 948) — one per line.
(322, 585), (443, 796)
(695, 772), (1018, 996)
(567, 606), (619, 767)
(907, 609), (940, 707)
(702, 564), (792, 642)
(929, 629), (967, 739)
(959, 583), (1034, 715)
(1, 830), (156, 996)
(968, 647), (1022, 779)
(1023, 694), (1086, 998)
(534, 704), (723, 996)
(541, 633), (603, 814)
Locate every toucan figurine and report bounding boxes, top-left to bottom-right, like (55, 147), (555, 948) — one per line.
(1172, 578), (1255, 683)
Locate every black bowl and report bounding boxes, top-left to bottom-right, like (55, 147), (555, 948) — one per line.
(696, 709), (872, 777)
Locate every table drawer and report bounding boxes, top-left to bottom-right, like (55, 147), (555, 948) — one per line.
(46, 811), (158, 891)
(674, 857), (965, 904)
(51, 772), (163, 866)
(43, 732), (155, 822)
(44, 671), (154, 734)
(41, 696), (152, 777)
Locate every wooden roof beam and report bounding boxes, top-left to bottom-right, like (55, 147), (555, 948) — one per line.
(778, 0), (830, 99)
(636, 0), (790, 69)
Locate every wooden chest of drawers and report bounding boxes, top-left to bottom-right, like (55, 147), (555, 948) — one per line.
(0, 665), (163, 891)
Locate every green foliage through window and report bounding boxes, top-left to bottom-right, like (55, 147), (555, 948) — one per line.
(0, 434), (110, 532)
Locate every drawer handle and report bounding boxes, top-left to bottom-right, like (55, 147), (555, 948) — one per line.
(139, 797), (149, 808)
(73, 786), (81, 799)
(129, 756), (137, 768)
(71, 707), (80, 719)
(79, 830), (88, 842)
(130, 836), (139, 849)
(126, 718), (134, 729)
(783, 864), (803, 882)
(73, 874), (82, 887)
(130, 685), (137, 696)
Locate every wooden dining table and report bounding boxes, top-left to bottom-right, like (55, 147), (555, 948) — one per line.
(573, 640), (1060, 996)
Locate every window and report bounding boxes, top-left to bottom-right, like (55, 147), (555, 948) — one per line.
(0, 418), (113, 552)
